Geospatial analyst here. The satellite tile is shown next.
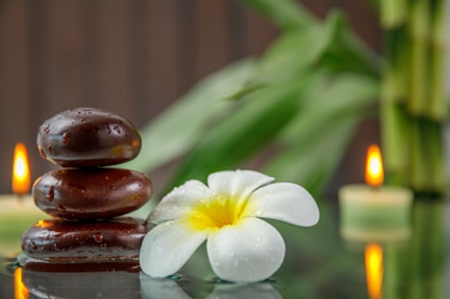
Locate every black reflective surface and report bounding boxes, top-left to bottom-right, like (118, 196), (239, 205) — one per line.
(1, 197), (449, 299)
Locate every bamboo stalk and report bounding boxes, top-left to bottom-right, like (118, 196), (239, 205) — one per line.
(427, 122), (445, 193)
(410, 119), (429, 191)
(381, 0), (446, 194)
(382, 27), (409, 104)
(380, 4), (411, 187)
(409, 119), (445, 193)
(407, 0), (431, 116)
(428, 0), (446, 120)
(380, 0), (408, 29)
(381, 102), (411, 186)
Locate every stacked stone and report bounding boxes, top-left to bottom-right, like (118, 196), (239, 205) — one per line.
(20, 108), (152, 269)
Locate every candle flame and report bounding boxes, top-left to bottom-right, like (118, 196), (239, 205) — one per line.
(365, 144), (384, 187)
(365, 243), (383, 299)
(14, 268), (29, 299)
(12, 143), (31, 195)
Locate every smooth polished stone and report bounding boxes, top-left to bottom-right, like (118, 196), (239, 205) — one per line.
(37, 107), (141, 167)
(33, 168), (152, 220)
(21, 217), (148, 263)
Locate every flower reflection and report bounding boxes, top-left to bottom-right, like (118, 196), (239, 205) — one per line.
(206, 282), (282, 299)
(140, 272), (191, 299)
(139, 272), (283, 299)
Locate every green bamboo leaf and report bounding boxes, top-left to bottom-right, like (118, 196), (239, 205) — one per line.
(319, 11), (381, 76)
(237, 0), (316, 31)
(166, 75), (314, 189)
(228, 29), (329, 100)
(280, 73), (379, 144)
(252, 27), (328, 84)
(264, 116), (361, 196)
(123, 59), (256, 173)
(264, 72), (379, 196)
(231, 12), (380, 100)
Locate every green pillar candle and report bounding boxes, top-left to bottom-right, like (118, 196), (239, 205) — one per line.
(339, 185), (413, 242)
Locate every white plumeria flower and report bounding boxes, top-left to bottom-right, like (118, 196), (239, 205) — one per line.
(140, 170), (319, 283)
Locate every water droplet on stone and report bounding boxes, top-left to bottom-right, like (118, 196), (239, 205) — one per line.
(39, 148), (47, 158)
(62, 132), (71, 145)
(47, 186), (55, 201)
(93, 232), (103, 243)
(30, 241), (37, 250)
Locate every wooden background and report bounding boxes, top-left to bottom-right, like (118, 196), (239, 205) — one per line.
(0, 0), (381, 194)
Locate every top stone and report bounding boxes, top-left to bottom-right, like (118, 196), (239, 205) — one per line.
(37, 107), (141, 168)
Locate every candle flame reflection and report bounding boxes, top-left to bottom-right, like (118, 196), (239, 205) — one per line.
(12, 143), (31, 195)
(14, 268), (29, 299)
(365, 144), (384, 187)
(365, 243), (383, 299)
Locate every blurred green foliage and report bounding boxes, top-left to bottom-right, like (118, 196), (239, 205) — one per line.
(124, 0), (381, 197)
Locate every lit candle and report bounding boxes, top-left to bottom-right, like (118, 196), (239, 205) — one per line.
(12, 142), (31, 196)
(339, 144), (413, 242)
(0, 143), (46, 256)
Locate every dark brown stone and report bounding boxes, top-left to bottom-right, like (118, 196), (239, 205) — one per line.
(33, 168), (152, 220)
(21, 217), (148, 263)
(37, 107), (141, 167)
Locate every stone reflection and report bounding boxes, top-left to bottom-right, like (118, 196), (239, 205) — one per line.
(20, 267), (141, 299)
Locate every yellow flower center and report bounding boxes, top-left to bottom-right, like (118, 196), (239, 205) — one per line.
(187, 194), (250, 231)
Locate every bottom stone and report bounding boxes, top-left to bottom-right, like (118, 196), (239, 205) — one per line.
(20, 217), (148, 264)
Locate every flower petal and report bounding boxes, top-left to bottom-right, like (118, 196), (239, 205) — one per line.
(206, 218), (285, 283)
(207, 170), (274, 201)
(149, 180), (213, 223)
(140, 220), (207, 278)
(248, 182), (319, 227)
